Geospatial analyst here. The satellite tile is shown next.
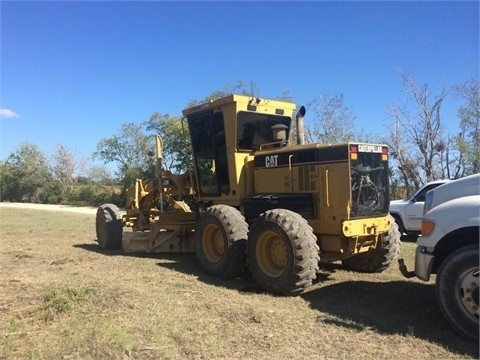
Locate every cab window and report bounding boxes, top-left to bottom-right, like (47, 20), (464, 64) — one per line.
(188, 111), (229, 196)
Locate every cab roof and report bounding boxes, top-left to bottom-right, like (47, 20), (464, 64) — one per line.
(182, 94), (296, 117)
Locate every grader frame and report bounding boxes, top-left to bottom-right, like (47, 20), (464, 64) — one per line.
(96, 94), (401, 295)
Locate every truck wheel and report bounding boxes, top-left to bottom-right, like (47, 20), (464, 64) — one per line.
(436, 244), (479, 341)
(195, 205), (248, 279)
(96, 203), (123, 250)
(247, 209), (320, 296)
(342, 215), (401, 273)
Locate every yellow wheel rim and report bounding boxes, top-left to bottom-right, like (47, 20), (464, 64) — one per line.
(256, 230), (287, 278)
(202, 223), (225, 263)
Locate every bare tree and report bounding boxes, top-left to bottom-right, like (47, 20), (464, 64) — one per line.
(385, 72), (448, 188)
(453, 78), (480, 175)
(87, 165), (114, 184)
(185, 81), (263, 108)
(305, 92), (357, 144)
(386, 120), (422, 192)
(51, 143), (86, 192)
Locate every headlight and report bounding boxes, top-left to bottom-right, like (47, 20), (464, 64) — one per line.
(424, 190), (434, 214)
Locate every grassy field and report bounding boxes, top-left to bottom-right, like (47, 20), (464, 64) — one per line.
(0, 207), (478, 359)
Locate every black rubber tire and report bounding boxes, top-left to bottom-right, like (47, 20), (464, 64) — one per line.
(195, 205), (248, 279)
(247, 209), (320, 296)
(96, 203), (123, 250)
(436, 244), (479, 341)
(342, 215), (401, 273)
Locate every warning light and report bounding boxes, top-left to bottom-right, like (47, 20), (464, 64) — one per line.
(350, 145), (358, 160)
(382, 146), (388, 161)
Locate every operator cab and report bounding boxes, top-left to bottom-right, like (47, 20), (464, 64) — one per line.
(183, 95), (296, 199)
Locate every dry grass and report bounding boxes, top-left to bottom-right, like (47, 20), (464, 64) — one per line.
(0, 207), (478, 359)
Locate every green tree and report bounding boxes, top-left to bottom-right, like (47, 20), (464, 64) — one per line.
(0, 161), (15, 201)
(145, 113), (191, 173)
(95, 123), (155, 190)
(0, 143), (58, 203)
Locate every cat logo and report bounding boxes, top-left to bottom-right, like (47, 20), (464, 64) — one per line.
(265, 154), (279, 168)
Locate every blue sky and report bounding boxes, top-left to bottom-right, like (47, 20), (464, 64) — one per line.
(1, 1), (478, 165)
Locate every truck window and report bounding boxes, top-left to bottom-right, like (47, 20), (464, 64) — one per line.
(413, 183), (444, 202)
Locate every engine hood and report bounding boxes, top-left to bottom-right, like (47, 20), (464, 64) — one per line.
(389, 199), (409, 211)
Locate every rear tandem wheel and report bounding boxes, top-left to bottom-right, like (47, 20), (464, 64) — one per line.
(247, 209), (320, 296)
(342, 214), (401, 273)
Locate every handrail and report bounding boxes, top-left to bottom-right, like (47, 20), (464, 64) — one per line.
(325, 169), (330, 207)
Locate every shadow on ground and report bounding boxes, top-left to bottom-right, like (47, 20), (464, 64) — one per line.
(157, 256), (479, 357)
(75, 242), (478, 357)
(302, 279), (478, 357)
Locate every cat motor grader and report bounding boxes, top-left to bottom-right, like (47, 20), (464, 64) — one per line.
(96, 94), (401, 295)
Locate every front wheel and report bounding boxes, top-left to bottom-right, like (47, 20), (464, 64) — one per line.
(96, 203), (123, 250)
(195, 205), (248, 279)
(247, 209), (320, 296)
(436, 244), (479, 341)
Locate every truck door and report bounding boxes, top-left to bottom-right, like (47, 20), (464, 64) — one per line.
(405, 183), (443, 231)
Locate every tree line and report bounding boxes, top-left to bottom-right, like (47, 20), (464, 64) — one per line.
(0, 143), (120, 206)
(1, 75), (478, 205)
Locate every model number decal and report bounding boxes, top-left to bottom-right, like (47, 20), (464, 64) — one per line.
(358, 145), (382, 153)
(265, 155), (279, 168)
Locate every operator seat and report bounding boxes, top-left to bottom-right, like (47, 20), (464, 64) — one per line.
(238, 122), (257, 149)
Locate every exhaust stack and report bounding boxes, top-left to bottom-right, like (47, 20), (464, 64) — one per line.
(296, 105), (306, 145)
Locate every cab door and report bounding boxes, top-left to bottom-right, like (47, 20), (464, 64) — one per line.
(188, 111), (230, 197)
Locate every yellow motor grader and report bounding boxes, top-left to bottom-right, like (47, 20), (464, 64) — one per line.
(96, 94), (401, 295)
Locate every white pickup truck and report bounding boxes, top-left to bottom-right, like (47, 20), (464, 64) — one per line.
(399, 173), (479, 340)
(389, 179), (449, 235)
